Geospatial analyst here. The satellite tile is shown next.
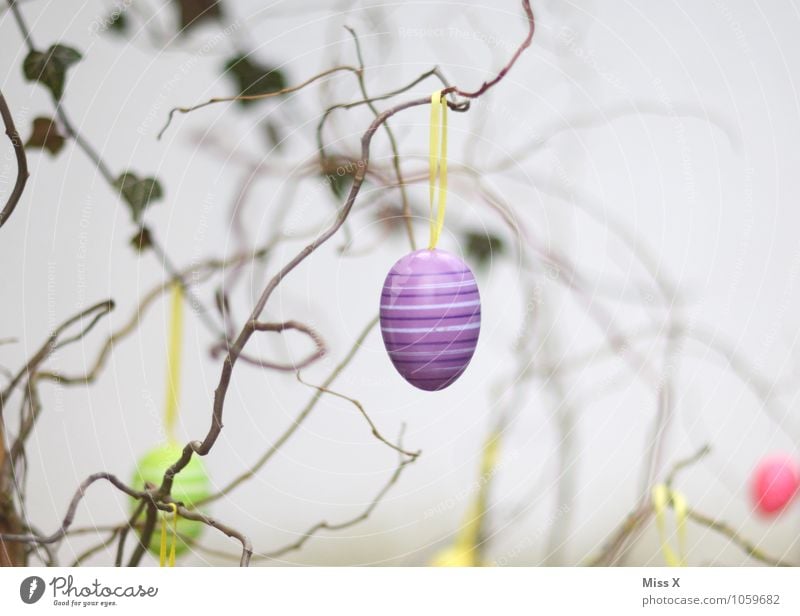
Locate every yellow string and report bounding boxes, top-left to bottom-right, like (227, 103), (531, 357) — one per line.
(430, 430), (500, 566)
(652, 484), (688, 566)
(672, 490), (688, 565)
(158, 503), (179, 567)
(163, 282), (184, 443)
(428, 90), (448, 250)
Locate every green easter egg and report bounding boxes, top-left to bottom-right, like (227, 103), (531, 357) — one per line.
(131, 443), (211, 557)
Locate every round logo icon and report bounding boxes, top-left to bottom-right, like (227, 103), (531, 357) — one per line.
(20, 576), (45, 604)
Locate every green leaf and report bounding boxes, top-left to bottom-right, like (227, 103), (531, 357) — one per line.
(464, 230), (505, 267)
(108, 11), (128, 34)
(328, 173), (352, 200)
(223, 55), (286, 105)
(25, 116), (66, 156)
(22, 44), (82, 100)
(114, 172), (164, 223)
(48, 44), (82, 67)
(129, 226), (153, 253)
(176, 0), (224, 32)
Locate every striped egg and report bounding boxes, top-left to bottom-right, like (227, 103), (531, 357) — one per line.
(131, 443), (211, 556)
(380, 248), (481, 391)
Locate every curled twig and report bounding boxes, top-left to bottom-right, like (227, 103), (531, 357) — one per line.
(210, 319), (328, 372)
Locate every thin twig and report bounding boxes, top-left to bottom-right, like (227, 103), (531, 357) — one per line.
(260, 427), (415, 560)
(295, 370), (420, 460)
(157, 65), (360, 139)
(345, 25), (416, 250)
(175, 505), (253, 567)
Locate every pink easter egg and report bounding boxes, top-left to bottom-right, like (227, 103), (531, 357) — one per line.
(750, 453), (800, 516)
(380, 248), (481, 391)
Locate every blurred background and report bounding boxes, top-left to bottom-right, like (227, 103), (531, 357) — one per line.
(1, 0), (800, 566)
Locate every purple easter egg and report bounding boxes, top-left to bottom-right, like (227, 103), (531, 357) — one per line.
(380, 249), (481, 391)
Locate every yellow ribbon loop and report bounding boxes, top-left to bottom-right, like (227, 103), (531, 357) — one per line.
(428, 90), (448, 250)
(652, 484), (688, 567)
(159, 503), (179, 567)
(163, 282), (184, 443)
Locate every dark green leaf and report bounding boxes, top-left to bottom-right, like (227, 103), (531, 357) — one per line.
(108, 11), (128, 33)
(25, 116), (66, 156)
(48, 44), (82, 67)
(328, 173), (352, 200)
(464, 230), (505, 267)
(130, 226), (153, 253)
(22, 45), (82, 100)
(223, 55), (286, 105)
(176, 0), (223, 32)
(114, 172), (164, 223)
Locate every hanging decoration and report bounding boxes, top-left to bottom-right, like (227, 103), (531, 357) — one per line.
(130, 282), (211, 560)
(750, 453), (800, 516)
(379, 90), (481, 391)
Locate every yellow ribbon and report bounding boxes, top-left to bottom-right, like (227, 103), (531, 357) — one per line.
(163, 282), (184, 442)
(159, 503), (179, 567)
(428, 90), (448, 250)
(652, 484), (688, 567)
(430, 430), (500, 567)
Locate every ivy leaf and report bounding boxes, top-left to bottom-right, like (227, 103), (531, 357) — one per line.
(176, 0), (224, 32)
(464, 230), (505, 267)
(108, 11), (128, 34)
(48, 44), (82, 67)
(25, 117), (66, 156)
(223, 55), (286, 105)
(22, 44), (82, 100)
(114, 172), (164, 224)
(130, 226), (153, 253)
(328, 173), (352, 200)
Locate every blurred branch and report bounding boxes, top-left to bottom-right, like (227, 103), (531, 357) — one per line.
(683, 507), (793, 567)
(343, 25), (416, 249)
